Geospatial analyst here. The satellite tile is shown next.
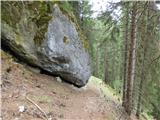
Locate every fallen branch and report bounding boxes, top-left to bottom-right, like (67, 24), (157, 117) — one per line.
(26, 96), (49, 120)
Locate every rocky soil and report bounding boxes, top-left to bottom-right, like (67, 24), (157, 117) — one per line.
(1, 50), (145, 120)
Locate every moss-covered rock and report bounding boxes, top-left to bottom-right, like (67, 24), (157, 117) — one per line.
(1, 1), (91, 87)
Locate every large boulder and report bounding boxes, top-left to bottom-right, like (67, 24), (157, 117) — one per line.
(1, 2), (91, 87)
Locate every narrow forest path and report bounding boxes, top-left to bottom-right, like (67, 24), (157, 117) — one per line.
(1, 50), (144, 120)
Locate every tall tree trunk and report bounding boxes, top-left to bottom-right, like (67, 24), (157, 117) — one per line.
(104, 47), (110, 84)
(136, 53), (145, 118)
(136, 30), (147, 118)
(125, 2), (137, 115)
(95, 47), (99, 77)
(136, 2), (149, 118)
(122, 2), (129, 107)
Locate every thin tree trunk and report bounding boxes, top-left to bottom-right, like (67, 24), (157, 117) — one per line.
(125, 2), (137, 115)
(104, 47), (110, 84)
(95, 47), (99, 77)
(136, 36), (147, 118)
(122, 2), (129, 107)
(136, 58), (145, 118)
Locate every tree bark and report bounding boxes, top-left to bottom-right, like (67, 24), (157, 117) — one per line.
(136, 31), (147, 118)
(125, 2), (137, 115)
(95, 47), (99, 77)
(104, 47), (110, 84)
(122, 2), (129, 107)
(136, 2), (149, 118)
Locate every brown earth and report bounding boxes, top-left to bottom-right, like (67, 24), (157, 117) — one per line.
(0, 50), (145, 120)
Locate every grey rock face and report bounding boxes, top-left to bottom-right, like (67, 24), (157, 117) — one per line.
(38, 5), (91, 86)
(1, 3), (91, 87)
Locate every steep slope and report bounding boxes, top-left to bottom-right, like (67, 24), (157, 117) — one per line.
(1, 50), (145, 120)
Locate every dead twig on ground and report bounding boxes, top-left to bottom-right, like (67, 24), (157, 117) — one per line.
(26, 96), (49, 120)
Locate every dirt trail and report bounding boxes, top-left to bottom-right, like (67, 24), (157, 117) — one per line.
(1, 51), (140, 120)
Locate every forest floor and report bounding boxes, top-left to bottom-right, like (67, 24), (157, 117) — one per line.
(1, 50), (147, 120)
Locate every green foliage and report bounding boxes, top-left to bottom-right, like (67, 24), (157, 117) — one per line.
(2, 1), (159, 118)
(1, 2), (23, 28)
(83, 1), (160, 119)
(58, 1), (89, 50)
(89, 76), (121, 102)
(27, 1), (53, 46)
(58, 1), (73, 13)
